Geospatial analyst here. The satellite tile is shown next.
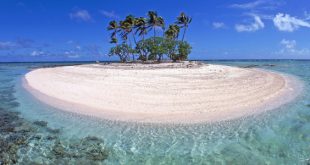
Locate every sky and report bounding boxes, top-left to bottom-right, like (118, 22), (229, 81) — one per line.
(0, 0), (310, 62)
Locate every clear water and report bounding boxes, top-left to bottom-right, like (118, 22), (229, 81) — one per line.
(1, 60), (310, 164)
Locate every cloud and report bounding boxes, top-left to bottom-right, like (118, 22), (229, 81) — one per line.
(70, 10), (92, 22)
(230, 0), (265, 9)
(16, 38), (34, 48)
(100, 10), (119, 19)
(212, 22), (225, 29)
(273, 13), (310, 32)
(235, 15), (264, 32)
(230, 0), (283, 10)
(0, 42), (15, 50)
(66, 40), (74, 44)
(0, 38), (34, 50)
(254, 13), (274, 20)
(68, 54), (80, 58)
(64, 50), (80, 58)
(276, 39), (310, 56)
(31, 50), (45, 56)
(280, 39), (296, 49)
(62, 41), (101, 59)
(305, 11), (310, 20)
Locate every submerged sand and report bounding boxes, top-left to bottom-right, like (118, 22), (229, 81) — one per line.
(24, 62), (302, 124)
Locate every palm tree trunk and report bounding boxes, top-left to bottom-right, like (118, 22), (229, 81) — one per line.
(132, 32), (137, 45)
(126, 39), (130, 62)
(143, 34), (147, 61)
(130, 39), (134, 61)
(115, 29), (118, 47)
(131, 32), (137, 61)
(182, 26), (187, 42)
(153, 27), (157, 60)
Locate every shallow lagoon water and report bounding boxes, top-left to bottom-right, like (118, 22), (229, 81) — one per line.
(1, 60), (310, 164)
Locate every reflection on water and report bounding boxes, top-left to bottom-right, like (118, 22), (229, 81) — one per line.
(0, 60), (309, 164)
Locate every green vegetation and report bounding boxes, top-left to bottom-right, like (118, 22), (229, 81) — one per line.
(107, 11), (192, 62)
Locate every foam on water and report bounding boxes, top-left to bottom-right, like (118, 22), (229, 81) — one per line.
(6, 61), (310, 164)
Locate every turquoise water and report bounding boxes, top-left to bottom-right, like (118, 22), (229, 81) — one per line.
(0, 60), (310, 164)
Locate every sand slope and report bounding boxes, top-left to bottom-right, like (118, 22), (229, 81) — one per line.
(24, 63), (302, 124)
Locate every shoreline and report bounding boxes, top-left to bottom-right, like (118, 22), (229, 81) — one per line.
(23, 63), (303, 124)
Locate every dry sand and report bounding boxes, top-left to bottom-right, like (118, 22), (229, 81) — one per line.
(24, 62), (302, 124)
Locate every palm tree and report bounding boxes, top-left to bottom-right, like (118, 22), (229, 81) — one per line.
(119, 21), (130, 42)
(135, 17), (148, 42)
(165, 24), (180, 40)
(120, 15), (138, 61)
(147, 11), (165, 61)
(124, 15), (137, 45)
(165, 24), (180, 60)
(107, 20), (119, 44)
(119, 20), (132, 61)
(147, 11), (165, 41)
(176, 12), (192, 42)
(107, 11), (192, 63)
(135, 17), (149, 60)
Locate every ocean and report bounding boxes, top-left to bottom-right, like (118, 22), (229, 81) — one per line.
(0, 60), (309, 164)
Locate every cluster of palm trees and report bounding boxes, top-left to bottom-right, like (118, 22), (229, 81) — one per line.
(107, 11), (192, 62)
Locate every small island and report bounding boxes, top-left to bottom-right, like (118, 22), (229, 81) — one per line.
(23, 11), (302, 124)
(24, 61), (301, 123)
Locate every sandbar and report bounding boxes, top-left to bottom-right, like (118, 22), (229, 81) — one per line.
(23, 62), (302, 124)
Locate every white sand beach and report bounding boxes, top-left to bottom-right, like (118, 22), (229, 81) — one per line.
(24, 62), (302, 124)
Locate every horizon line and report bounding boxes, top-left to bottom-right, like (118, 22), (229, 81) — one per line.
(1, 59), (310, 63)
